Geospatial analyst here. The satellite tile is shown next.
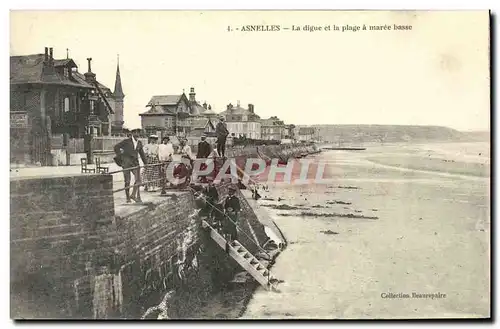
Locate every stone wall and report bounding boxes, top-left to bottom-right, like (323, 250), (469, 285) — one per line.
(10, 174), (117, 318)
(113, 192), (209, 318)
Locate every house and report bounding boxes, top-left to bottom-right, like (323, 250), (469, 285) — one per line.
(140, 87), (216, 138)
(219, 102), (261, 139)
(297, 127), (316, 141)
(261, 116), (288, 140)
(10, 47), (115, 165)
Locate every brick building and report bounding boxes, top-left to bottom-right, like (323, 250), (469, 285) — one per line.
(10, 47), (116, 165)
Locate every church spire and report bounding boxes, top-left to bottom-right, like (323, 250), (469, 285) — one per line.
(113, 54), (124, 98)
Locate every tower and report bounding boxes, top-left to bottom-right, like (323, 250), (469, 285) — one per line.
(189, 87), (196, 103)
(112, 54), (125, 131)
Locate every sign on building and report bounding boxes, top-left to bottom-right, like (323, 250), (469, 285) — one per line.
(10, 112), (29, 128)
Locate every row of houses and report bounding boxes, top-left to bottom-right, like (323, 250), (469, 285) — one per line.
(139, 88), (299, 141)
(9, 47), (317, 165)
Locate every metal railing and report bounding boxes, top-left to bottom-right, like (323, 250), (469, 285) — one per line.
(106, 160), (186, 194)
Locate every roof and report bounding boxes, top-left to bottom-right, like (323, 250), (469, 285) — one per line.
(113, 63), (124, 98)
(219, 105), (261, 121)
(53, 59), (77, 68)
(191, 117), (215, 129)
(72, 71), (112, 93)
(200, 108), (218, 116)
(10, 54), (93, 88)
(190, 101), (206, 116)
(147, 95), (183, 106)
(261, 117), (285, 126)
(139, 104), (174, 116)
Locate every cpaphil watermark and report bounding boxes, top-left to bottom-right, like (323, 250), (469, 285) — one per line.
(380, 292), (447, 299)
(164, 157), (332, 185)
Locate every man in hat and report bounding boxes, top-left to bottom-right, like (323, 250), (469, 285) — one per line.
(196, 135), (212, 159)
(215, 116), (229, 158)
(114, 128), (147, 203)
(196, 135), (212, 183)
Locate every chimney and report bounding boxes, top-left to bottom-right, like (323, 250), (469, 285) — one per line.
(208, 105), (212, 110)
(227, 103), (233, 111)
(49, 48), (54, 64)
(84, 57), (96, 82)
(189, 87), (196, 102)
(87, 57), (92, 73)
(44, 47), (49, 63)
(203, 101), (207, 109)
(248, 104), (254, 113)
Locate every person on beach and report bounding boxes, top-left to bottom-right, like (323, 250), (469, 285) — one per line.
(114, 128), (147, 203)
(142, 135), (160, 192)
(215, 116), (229, 158)
(158, 136), (175, 195)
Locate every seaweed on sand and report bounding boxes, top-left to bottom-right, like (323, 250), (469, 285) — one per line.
(277, 211), (378, 220)
(326, 200), (352, 205)
(261, 204), (308, 210)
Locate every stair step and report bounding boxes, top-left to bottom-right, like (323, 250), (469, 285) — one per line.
(202, 220), (281, 292)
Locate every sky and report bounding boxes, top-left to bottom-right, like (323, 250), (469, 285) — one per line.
(10, 10), (490, 131)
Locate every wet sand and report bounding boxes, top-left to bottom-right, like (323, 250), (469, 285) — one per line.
(241, 142), (490, 319)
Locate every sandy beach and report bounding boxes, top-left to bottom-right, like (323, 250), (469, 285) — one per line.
(242, 141), (490, 319)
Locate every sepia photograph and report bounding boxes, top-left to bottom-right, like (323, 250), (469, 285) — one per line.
(9, 9), (491, 320)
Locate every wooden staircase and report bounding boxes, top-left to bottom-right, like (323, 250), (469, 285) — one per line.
(201, 220), (280, 292)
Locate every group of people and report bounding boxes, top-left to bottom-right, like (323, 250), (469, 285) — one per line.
(113, 115), (230, 204)
(140, 134), (197, 193)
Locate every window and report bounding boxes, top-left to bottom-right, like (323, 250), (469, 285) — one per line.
(64, 97), (70, 112)
(90, 100), (95, 114)
(64, 67), (69, 78)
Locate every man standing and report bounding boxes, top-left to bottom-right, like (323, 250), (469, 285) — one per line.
(114, 128), (147, 203)
(196, 135), (212, 183)
(196, 135), (212, 159)
(158, 136), (174, 195)
(215, 116), (229, 158)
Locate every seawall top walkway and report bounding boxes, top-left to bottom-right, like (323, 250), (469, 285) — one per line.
(10, 163), (189, 219)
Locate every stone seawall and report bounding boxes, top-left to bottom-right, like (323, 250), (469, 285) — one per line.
(10, 174), (118, 318)
(10, 143), (320, 319)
